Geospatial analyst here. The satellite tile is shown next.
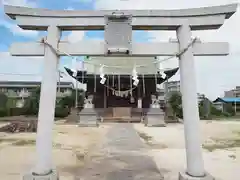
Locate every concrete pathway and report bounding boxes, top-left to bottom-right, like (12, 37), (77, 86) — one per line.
(76, 123), (163, 180)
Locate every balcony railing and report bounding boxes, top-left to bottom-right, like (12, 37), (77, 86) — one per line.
(3, 89), (72, 98)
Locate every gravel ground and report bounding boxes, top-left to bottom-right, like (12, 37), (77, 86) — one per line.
(134, 120), (240, 180)
(0, 123), (109, 180)
(74, 123), (164, 180)
(1, 120), (239, 180)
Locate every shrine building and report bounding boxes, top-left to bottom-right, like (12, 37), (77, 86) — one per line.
(65, 56), (178, 121)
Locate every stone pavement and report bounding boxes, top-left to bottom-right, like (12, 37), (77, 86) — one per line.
(75, 123), (163, 180)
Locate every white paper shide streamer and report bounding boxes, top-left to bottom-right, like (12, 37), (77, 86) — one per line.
(99, 65), (106, 85)
(132, 67), (139, 86)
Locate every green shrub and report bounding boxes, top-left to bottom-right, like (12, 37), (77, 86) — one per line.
(55, 107), (70, 118)
(225, 104), (235, 116)
(0, 108), (8, 117)
(0, 93), (8, 109)
(176, 106), (183, 119)
(210, 105), (222, 116)
(168, 92), (182, 119)
(199, 105), (204, 118)
(8, 107), (28, 116)
(23, 97), (38, 115)
(222, 112), (231, 117)
(6, 98), (16, 109)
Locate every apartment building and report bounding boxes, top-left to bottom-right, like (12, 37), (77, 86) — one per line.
(0, 81), (74, 107)
(224, 86), (240, 98)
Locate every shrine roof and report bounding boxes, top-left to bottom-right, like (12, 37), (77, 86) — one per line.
(213, 97), (240, 103)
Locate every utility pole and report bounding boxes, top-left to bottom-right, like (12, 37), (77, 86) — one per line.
(75, 79), (78, 108)
(234, 100), (237, 114)
(165, 77), (169, 103)
(58, 71), (60, 93)
(58, 70), (64, 93)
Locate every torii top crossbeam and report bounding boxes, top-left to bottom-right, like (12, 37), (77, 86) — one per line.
(4, 4), (237, 31)
(3, 4), (238, 57)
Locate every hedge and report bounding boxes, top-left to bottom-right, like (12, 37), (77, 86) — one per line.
(0, 107), (70, 118)
(55, 107), (70, 118)
(0, 108), (8, 117)
(8, 108), (28, 116)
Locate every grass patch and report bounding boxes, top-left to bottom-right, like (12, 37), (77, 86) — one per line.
(210, 116), (240, 121)
(0, 138), (17, 144)
(137, 132), (152, 142)
(203, 139), (240, 152)
(0, 137), (36, 146)
(58, 131), (67, 134)
(75, 151), (85, 161)
(234, 131), (240, 136)
(137, 131), (168, 149)
(53, 143), (62, 148)
(12, 139), (35, 146)
(203, 130), (240, 152)
(229, 154), (236, 159)
(150, 143), (168, 149)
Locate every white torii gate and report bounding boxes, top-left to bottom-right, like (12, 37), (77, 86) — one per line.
(4, 4), (237, 180)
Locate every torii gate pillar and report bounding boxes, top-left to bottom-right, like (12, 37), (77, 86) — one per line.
(34, 26), (61, 177)
(177, 24), (208, 179)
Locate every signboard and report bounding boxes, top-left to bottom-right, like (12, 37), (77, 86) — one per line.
(104, 12), (132, 55)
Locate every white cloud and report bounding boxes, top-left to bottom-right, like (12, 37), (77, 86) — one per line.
(63, 29), (104, 44)
(61, 5), (85, 44)
(70, 0), (93, 3)
(2, 0), (37, 7)
(1, 20), (39, 37)
(1, 0), (39, 38)
(64, 31), (85, 43)
(0, 52), (43, 81)
(94, 0), (240, 99)
(95, 0), (238, 10)
(65, 7), (74, 10)
(0, 52), (72, 82)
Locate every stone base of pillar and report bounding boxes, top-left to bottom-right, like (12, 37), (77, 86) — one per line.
(23, 169), (59, 180)
(179, 171), (214, 180)
(78, 108), (99, 127)
(145, 108), (166, 127)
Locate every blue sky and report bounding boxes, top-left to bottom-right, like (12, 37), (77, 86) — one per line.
(1, 0), (240, 99)
(0, 0), (98, 78)
(0, 0), (152, 82)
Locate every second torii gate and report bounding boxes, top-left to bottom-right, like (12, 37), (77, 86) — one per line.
(4, 3), (237, 180)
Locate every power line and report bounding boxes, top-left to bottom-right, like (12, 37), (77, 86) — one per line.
(0, 73), (40, 76)
(0, 70), (66, 77)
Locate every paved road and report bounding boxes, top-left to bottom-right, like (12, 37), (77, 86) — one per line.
(76, 124), (163, 180)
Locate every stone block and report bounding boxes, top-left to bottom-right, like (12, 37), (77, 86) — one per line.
(146, 108), (166, 127)
(179, 171), (214, 180)
(23, 169), (59, 180)
(78, 108), (99, 127)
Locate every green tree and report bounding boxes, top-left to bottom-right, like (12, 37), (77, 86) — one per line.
(24, 87), (85, 117)
(0, 93), (8, 117)
(24, 87), (41, 115)
(58, 89), (85, 110)
(168, 92), (183, 118)
(0, 93), (8, 108)
(58, 96), (75, 108)
(224, 103), (235, 116)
